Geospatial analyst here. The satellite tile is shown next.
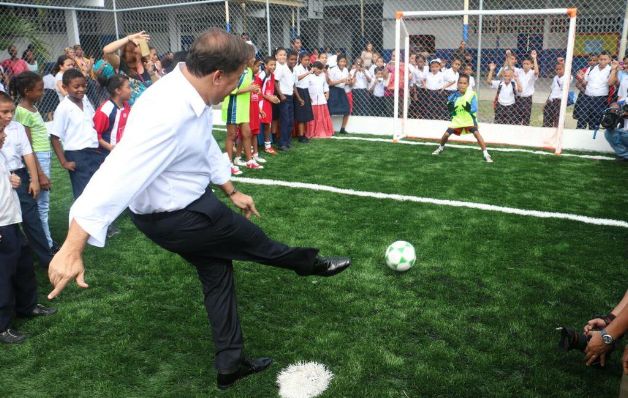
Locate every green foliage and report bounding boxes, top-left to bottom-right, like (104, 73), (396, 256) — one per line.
(1, 133), (626, 397)
(0, 12), (50, 61)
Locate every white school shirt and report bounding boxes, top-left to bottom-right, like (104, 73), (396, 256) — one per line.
(43, 73), (56, 90)
(412, 65), (428, 88)
(294, 64), (311, 89)
(328, 54), (338, 69)
(350, 68), (370, 90)
(329, 66), (350, 92)
(425, 71), (445, 90)
(274, 62), (295, 96)
(0, 152), (22, 227)
(618, 76), (628, 101)
(469, 76), (476, 90)
(50, 96), (99, 151)
(491, 80), (517, 106)
(308, 73), (329, 105)
(370, 78), (386, 97)
(69, 63), (231, 247)
(443, 68), (459, 91)
(584, 65), (611, 96)
(516, 69), (538, 97)
(0, 121), (33, 171)
(549, 74), (573, 100)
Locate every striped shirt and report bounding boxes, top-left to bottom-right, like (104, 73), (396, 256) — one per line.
(94, 99), (131, 150)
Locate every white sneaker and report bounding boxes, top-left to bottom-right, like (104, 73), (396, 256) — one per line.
(484, 154), (493, 163)
(432, 147), (444, 155)
(253, 153), (266, 163)
(234, 157), (247, 167)
(246, 159), (264, 169)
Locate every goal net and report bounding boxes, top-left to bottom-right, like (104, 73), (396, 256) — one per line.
(391, 8), (577, 154)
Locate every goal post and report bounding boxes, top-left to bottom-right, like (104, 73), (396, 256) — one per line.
(392, 8), (578, 154)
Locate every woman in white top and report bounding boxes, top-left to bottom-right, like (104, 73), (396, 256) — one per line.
(53, 55), (76, 102)
(306, 61), (333, 138)
(575, 51), (613, 129)
(361, 42), (374, 68)
(327, 55), (352, 134)
(350, 57), (372, 116)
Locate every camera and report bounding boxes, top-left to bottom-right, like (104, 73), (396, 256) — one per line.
(599, 107), (622, 129)
(623, 103), (628, 113)
(557, 326), (589, 352)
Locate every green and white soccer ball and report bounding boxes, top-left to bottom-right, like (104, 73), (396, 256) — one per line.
(385, 241), (416, 272)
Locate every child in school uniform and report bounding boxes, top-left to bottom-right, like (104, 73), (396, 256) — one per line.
(370, 65), (387, 117)
(424, 58), (447, 120)
(11, 72), (55, 251)
(463, 64), (476, 90)
(543, 63), (572, 127)
(0, 90), (56, 344)
(350, 57), (372, 116)
(50, 69), (104, 200)
(327, 55), (353, 134)
(259, 56), (280, 155)
(249, 62), (266, 164)
(306, 61), (333, 138)
(573, 53), (598, 126)
(222, 46), (262, 172)
(274, 49), (297, 151)
(294, 51), (314, 143)
(515, 51), (539, 125)
(410, 54), (429, 119)
(575, 51), (613, 130)
(486, 63), (522, 125)
(432, 74), (493, 162)
(384, 52), (405, 119)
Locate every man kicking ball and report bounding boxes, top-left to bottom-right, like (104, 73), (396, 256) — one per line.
(432, 74), (493, 163)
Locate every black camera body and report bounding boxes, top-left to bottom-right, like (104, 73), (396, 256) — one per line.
(600, 107), (622, 130)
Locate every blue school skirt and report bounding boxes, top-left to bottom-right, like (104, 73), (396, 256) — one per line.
(327, 86), (350, 116)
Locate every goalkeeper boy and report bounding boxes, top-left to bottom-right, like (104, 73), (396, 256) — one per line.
(432, 74), (493, 162)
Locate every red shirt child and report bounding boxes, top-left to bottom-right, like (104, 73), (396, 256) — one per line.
(250, 74), (263, 135)
(259, 71), (275, 125)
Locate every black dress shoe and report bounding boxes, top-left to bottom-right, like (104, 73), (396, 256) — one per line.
(312, 256), (351, 276)
(217, 357), (273, 390)
(278, 145), (290, 151)
(18, 304), (57, 318)
(0, 328), (27, 344)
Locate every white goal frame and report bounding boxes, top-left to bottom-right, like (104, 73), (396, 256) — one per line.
(393, 8), (578, 154)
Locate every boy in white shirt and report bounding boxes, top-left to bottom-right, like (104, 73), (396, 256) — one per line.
(543, 63), (573, 128)
(350, 57), (372, 116)
(274, 48), (297, 150)
(487, 62), (522, 125)
(369, 65), (387, 117)
(424, 58), (447, 120)
(515, 51), (539, 125)
(575, 51), (612, 130)
(50, 69), (104, 199)
(0, 91), (56, 345)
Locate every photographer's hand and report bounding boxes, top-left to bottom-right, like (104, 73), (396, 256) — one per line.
(584, 331), (612, 366)
(583, 318), (607, 335)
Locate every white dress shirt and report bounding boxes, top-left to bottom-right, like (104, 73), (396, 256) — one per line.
(50, 96), (98, 151)
(370, 78), (386, 97)
(69, 63), (231, 247)
(412, 65), (428, 88)
(329, 67), (349, 91)
(350, 68), (370, 90)
(516, 69), (538, 97)
(491, 80), (517, 106)
(294, 64), (311, 89)
(469, 76), (476, 90)
(549, 74), (573, 100)
(584, 65), (611, 97)
(275, 62), (295, 96)
(1, 121), (33, 171)
(308, 73), (329, 105)
(425, 72), (445, 90)
(0, 152), (22, 227)
(443, 68), (459, 91)
(618, 76), (628, 101)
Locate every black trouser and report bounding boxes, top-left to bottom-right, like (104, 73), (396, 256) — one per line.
(130, 190), (319, 373)
(12, 167), (52, 268)
(543, 99), (561, 128)
(64, 148), (104, 199)
(0, 224), (38, 332)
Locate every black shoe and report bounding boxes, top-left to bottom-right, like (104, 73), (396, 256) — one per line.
(279, 145), (290, 151)
(0, 328), (27, 344)
(298, 136), (310, 143)
(339, 128), (347, 134)
(18, 304), (57, 318)
(217, 357), (273, 390)
(312, 256), (351, 276)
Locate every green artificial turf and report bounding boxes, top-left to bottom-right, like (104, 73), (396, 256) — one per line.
(1, 132), (626, 398)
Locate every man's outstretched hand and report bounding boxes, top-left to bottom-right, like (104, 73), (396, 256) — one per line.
(48, 246), (89, 300)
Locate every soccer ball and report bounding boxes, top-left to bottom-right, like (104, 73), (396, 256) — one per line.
(385, 241), (416, 272)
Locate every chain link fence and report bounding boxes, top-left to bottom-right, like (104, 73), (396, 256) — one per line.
(1, 0), (626, 132)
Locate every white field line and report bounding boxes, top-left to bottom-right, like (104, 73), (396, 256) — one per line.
(211, 126), (614, 160)
(232, 177), (628, 229)
(330, 136), (616, 161)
